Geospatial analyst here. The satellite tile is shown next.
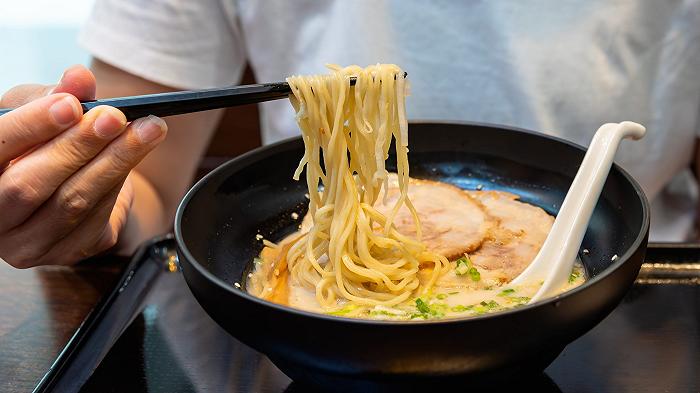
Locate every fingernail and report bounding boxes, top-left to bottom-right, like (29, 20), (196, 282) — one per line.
(49, 96), (80, 126)
(94, 110), (127, 139)
(133, 115), (167, 143)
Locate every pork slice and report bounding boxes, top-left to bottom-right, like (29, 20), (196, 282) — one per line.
(299, 175), (492, 259)
(374, 175), (492, 259)
(467, 190), (554, 282)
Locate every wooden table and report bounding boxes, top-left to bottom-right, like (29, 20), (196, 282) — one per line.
(0, 257), (125, 392)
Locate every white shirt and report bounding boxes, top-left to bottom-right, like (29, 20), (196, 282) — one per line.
(79, 0), (700, 241)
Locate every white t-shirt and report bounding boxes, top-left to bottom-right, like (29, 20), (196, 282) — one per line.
(79, 0), (700, 241)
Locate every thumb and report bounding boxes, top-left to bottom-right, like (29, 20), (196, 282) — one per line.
(0, 83), (53, 108)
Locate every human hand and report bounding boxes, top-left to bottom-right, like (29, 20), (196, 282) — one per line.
(0, 65), (168, 268)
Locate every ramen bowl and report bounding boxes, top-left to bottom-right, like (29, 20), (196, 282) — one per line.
(174, 122), (649, 391)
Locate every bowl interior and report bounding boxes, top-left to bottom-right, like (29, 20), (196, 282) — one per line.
(178, 122), (648, 302)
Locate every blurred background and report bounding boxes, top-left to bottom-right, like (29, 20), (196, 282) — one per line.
(0, 0), (95, 92)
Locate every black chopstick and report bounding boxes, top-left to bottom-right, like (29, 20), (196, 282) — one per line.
(0, 72), (407, 122)
(0, 82), (291, 122)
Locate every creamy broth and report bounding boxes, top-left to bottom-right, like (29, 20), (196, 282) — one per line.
(246, 177), (587, 321)
(285, 265), (585, 320)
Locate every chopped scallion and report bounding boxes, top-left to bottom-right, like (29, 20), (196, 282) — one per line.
(415, 298), (431, 314)
(480, 300), (500, 309)
(468, 267), (481, 281)
(568, 271), (580, 283)
(455, 263), (469, 275)
(455, 255), (479, 281)
(327, 304), (358, 316)
(451, 305), (474, 312)
(498, 288), (516, 297)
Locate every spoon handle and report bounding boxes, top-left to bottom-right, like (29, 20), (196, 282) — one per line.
(512, 121), (646, 302)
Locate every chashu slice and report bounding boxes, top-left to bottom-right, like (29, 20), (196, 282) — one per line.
(374, 174), (493, 259)
(300, 174), (493, 259)
(466, 190), (554, 283)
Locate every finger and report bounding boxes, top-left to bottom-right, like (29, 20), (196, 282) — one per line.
(3, 180), (128, 267)
(7, 116), (166, 253)
(0, 106), (127, 230)
(0, 93), (82, 165)
(51, 64), (97, 101)
(0, 64), (96, 107)
(54, 179), (135, 265)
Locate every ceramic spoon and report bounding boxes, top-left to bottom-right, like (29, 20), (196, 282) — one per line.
(510, 121), (646, 303)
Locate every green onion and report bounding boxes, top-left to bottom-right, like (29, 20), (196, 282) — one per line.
(568, 271), (580, 283)
(326, 304), (358, 316)
(455, 263), (469, 275)
(413, 298), (446, 319)
(480, 300), (500, 309)
(468, 267), (481, 282)
(457, 300), (501, 315)
(473, 305), (488, 314)
(436, 293), (448, 300)
(448, 291), (459, 295)
(451, 305), (474, 312)
(512, 296), (530, 304)
(455, 255), (479, 281)
(431, 303), (448, 315)
(415, 298), (431, 314)
(498, 288), (516, 297)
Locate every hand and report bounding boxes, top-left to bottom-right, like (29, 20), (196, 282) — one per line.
(0, 65), (168, 268)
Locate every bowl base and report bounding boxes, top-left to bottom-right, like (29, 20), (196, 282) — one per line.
(272, 346), (564, 393)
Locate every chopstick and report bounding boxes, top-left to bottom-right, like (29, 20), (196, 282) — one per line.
(0, 82), (292, 122)
(0, 72), (407, 122)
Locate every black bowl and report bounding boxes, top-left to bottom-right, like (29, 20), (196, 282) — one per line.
(174, 122), (649, 391)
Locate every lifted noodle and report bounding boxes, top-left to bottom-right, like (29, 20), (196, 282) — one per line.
(283, 64), (449, 308)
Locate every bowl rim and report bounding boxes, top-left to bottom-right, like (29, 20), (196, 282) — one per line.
(174, 120), (650, 326)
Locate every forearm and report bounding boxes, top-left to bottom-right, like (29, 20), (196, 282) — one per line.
(113, 171), (167, 255)
(91, 58), (223, 253)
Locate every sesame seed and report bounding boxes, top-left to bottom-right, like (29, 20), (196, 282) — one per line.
(255, 234), (263, 240)
(582, 249), (590, 255)
(234, 282), (241, 288)
(611, 254), (619, 261)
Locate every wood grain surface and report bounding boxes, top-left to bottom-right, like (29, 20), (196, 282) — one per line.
(0, 258), (125, 392)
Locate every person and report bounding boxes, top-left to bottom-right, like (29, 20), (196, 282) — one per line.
(2, 0), (700, 268)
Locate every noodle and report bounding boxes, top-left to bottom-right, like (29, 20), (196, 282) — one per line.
(284, 64), (449, 308)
